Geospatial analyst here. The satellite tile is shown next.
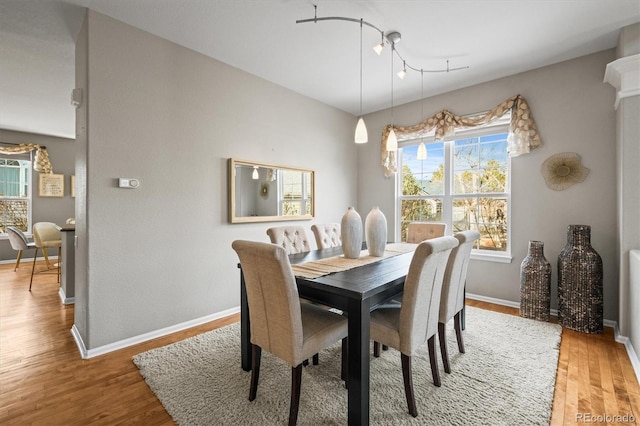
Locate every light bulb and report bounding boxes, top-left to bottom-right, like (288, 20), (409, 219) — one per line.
(397, 68), (406, 79)
(373, 42), (384, 55)
(386, 128), (398, 151)
(417, 142), (427, 160)
(252, 167), (259, 179)
(355, 117), (368, 144)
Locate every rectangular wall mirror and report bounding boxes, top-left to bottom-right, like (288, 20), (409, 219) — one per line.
(228, 158), (315, 223)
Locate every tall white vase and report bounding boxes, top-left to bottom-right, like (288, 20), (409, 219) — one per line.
(341, 207), (362, 259)
(365, 207), (387, 257)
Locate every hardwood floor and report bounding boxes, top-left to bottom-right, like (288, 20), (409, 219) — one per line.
(1, 261), (638, 425)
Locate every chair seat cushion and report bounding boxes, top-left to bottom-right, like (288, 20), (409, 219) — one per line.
(299, 303), (348, 364)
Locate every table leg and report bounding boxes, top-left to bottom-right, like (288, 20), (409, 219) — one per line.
(347, 298), (370, 425)
(240, 268), (251, 371)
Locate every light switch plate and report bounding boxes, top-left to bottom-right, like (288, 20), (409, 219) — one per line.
(118, 178), (140, 188)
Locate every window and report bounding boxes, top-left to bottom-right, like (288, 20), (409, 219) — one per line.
(0, 156), (32, 233)
(279, 169), (313, 216)
(397, 123), (511, 259)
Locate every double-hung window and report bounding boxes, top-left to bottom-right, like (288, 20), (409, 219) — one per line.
(397, 117), (511, 260)
(279, 169), (312, 216)
(0, 155), (32, 233)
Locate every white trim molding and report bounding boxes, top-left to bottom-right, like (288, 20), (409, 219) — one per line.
(71, 306), (240, 359)
(58, 287), (75, 305)
(604, 54), (640, 109)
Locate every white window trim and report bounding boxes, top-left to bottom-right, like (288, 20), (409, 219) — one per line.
(0, 155), (33, 236)
(396, 120), (513, 263)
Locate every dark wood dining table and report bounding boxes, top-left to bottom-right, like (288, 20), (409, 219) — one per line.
(238, 245), (414, 425)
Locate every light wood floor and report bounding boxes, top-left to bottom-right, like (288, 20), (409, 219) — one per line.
(1, 261), (639, 425)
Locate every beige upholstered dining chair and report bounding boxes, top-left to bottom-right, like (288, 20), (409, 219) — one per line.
(438, 230), (480, 374)
(266, 226), (311, 254)
(32, 222), (62, 289)
(6, 226), (37, 272)
(232, 240), (348, 426)
(310, 223), (341, 249)
(370, 236), (459, 417)
(406, 222), (447, 243)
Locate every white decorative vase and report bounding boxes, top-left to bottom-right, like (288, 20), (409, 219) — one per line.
(341, 207), (362, 259)
(365, 207), (387, 257)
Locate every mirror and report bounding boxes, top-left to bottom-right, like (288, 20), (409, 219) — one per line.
(228, 158), (315, 223)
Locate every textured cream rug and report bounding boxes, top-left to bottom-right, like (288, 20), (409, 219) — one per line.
(133, 307), (561, 425)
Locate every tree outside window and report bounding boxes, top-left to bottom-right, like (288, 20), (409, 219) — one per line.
(398, 131), (510, 254)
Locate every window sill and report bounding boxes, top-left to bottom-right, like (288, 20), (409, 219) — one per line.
(470, 252), (512, 264)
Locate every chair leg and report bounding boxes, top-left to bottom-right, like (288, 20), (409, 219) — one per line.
(373, 341), (381, 357)
(438, 322), (451, 374)
(312, 353), (319, 365)
(401, 353), (418, 417)
(454, 311), (465, 353)
(382, 344), (388, 351)
(428, 335), (441, 387)
(29, 248), (38, 291)
(14, 249), (23, 271)
(42, 247), (50, 269)
(249, 344), (261, 401)
(289, 364), (303, 426)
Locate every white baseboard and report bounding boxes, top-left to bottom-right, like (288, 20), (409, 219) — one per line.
(466, 292), (640, 382)
(58, 287), (75, 305)
(0, 255), (59, 266)
(72, 306), (240, 359)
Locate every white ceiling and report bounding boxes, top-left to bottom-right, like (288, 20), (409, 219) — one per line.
(1, 0), (639, 139)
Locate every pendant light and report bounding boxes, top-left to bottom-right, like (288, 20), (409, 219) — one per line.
(386, 43), (398, 151)
(416, 70), (427, 160)
(355, 19), (368, 144)
(252, 166), (259, 180)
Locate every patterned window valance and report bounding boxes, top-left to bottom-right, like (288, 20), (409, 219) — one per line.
(0, 143), (53, 174)
(381, 94), (542, 176)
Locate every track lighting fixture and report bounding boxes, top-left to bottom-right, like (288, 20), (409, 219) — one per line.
(296, 6), (468, 79)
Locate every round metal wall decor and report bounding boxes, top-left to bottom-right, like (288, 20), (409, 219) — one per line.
(541, 152), (589, 191)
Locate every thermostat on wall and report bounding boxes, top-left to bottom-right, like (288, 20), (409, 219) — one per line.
(118, 178), (140, 188)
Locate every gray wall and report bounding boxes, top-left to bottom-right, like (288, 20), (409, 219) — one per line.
(358, 49), (619, 321)
(74, 10), (358, 350)
(0, 129), (75, 260)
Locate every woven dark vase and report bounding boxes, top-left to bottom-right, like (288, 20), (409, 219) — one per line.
(557, 225), (603, 334)
(520, 241), (551, 321)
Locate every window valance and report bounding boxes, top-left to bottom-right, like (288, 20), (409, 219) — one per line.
(0, 143), (53, 174)
(381, 94), (542, 176)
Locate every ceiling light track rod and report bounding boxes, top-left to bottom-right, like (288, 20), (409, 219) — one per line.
(296, 5), (469, 75)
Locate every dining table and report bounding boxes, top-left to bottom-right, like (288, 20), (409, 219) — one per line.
(238, 242), (417, 425)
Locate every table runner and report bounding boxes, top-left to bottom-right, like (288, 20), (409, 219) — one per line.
(291, 242), (417, 279)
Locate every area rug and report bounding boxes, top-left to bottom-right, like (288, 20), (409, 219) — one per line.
(133, 307), (562, 425)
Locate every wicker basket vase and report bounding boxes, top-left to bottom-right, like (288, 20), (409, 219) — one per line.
(557, 225), (603, 334)
(520, 240), (551, 321)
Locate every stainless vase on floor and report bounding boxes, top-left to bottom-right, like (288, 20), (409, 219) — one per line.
(557, 224), (603, 334)
(520, 240), (551, 321)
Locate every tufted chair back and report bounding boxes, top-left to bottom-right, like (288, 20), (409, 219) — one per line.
(406, 222), (447, 243)
(266, 226), (311, 254)
(311, 223), (341, 249)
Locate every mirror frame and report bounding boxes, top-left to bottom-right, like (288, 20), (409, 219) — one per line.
(228, 158), (315, 224)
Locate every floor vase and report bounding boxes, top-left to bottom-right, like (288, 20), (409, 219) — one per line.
(365, 207), (387, 257)
(557, 225), (603, 334)
(520, 241), (551, 321)
(341, 207), (362, 259)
